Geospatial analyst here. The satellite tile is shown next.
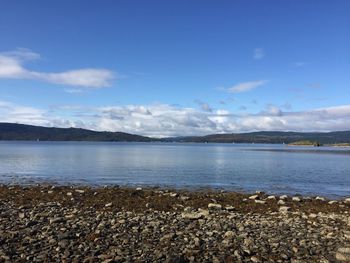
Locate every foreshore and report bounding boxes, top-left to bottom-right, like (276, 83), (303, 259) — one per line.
(0, 185), (349, 262)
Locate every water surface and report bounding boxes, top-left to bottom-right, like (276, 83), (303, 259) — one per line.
(0, 141), (349, 198)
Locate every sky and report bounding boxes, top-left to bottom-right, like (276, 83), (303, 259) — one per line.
(0, 0), (349, 137)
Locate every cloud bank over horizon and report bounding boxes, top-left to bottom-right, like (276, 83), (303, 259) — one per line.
(1, 100), (350, 137)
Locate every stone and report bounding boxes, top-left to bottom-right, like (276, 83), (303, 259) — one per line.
(315, 196), (325, 201)
(328, 200), (337, 205)
(277, 200), (285, 205)
(224, 231), (235, 239)
(267, 195), (276, 200)
(225, 206), (235, 211)
(208, 203), (222, 210)
(279, 206), (290, 213)
(249, 195), (259, 200)
(279, 195), (288, 200)
(255, 200), (266, 204)
(309, 213), (317, 218)
(250, 256), (260, 263)
(105, 203), (113, 207)
(344, 231), (350, 240)
(75, 189), (85, 194)
(292, 197), (301, 202)
(66, 192), (73, 196)
(336, 247), (350, 261)
(181, 212), (203, 220)
(180, 196), (190, 201)
(50, 217), (65, 224)
(136, 187), (142, 191)
(344, 198), (350, 204)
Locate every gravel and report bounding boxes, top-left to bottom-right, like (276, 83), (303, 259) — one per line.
(0, 185), (349, 262)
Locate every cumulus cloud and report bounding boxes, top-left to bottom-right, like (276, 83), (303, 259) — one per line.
(253, 48), (265, 59)
(0, 101), (47, 125)
(227, 80), (267, 93)
(194, 100), (213, 112)
(2, 100), (350, 137)
(0, 49), (115, 88)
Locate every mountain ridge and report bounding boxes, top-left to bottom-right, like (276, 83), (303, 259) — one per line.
(1, 123), (350, 144)
(0, 123), (156, 142)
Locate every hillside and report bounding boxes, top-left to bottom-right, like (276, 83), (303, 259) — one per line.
(168, 131), (350, 144)
(1, 123), (350, 144)
(0, 123), (156, 142)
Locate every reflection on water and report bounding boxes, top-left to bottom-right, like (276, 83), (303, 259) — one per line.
(0, 141), (349, 198)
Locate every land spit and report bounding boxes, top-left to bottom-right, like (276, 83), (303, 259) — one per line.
(0, 185), (349, 262)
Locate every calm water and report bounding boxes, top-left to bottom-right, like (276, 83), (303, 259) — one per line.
(0, 141), (349, 198)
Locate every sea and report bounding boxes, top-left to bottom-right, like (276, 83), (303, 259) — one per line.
(0, 141), (349, 198)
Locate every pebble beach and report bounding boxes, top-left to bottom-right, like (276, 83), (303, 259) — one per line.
(0, 185), (350, 262)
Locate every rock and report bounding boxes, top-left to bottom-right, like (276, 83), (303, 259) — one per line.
(75, 189), (85, 194)
(336, 247), (350, 261)
(105, 203), (113, 207)
(225, 206), (235, 211)
(267, 195), (276, 200)
(136, 187), (142, 191)
(181, 212), (203, 220)
(328, 200), (337, 205)
(224, 231), (235, 239)
(309, 213), (317, 218)
(48, 190), (53, 194)
(58, 240), (69, 248)
(279, 206), (290, 213)
(66, 192), (73, 196)
(208, 203), (222, 210)
(1, 185), (349, 262)
(249, 195), (259, 200)
(279, 195), (288, 200)
(277, 200), (285, 205)
(255, 200), (266, 204)
(344, 231), (350, 240)
(160, 233), (175, 242)
(316, 196), (325, 201)
(50, 217), (65, 224)
(292, 197), (301, 202)
(180, 196), (190, 201)
(344, 198), (350, 204)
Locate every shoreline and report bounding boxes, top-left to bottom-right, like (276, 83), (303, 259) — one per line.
(1, 184), (350, 213)
(1, 185), (350, 262)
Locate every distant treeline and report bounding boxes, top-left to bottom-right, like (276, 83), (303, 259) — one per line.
(166, 131), (350, 144)
(1, 123), (350, 144)
(0, 123), (156, 142)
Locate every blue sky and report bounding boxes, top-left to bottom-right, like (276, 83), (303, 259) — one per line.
(0, 0), (349, 136)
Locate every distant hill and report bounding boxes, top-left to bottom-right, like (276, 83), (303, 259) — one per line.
(1, 123), (350, 144)
(0, 123), (156, 142)
(167, 131), (350, 144)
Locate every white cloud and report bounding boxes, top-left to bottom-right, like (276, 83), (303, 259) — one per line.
(0, 101), (47, 125)
(227, 80), (267, 93)
(194, 100), (213, 112)
(0, 49), (115, 88)
(253, 48), (265, 59)
(2, 100), (350, 137)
